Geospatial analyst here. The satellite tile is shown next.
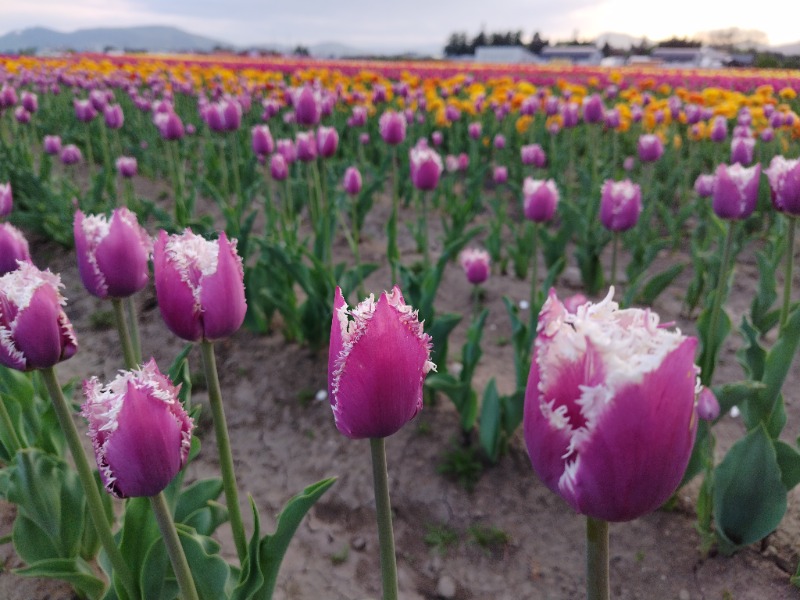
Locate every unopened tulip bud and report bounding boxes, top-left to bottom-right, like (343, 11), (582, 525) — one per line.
(459, 248), (490, 285)
(343, 166), (362, 196)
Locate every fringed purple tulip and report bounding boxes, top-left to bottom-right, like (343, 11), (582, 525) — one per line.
(468, 122), (482, 140)
(379, 110), (407, 146)
(431, 131), (443, 146)
(74, 98), (98, 123)
(153, 229), (246, 342)
(60, 144), (82, 166)
(710, 116), (728, 142)
(270, 154), (288, 181)
(523, 178), (559, 223)
(328, 286), (435, 439)
(459, 248), (490, 285)
(765, 156), (800, 215)
(43, 135), (62, 155)
(493, 134), (506, 150)
(0, 223), (31, 275)
(276, 138), (296, 163)
(0, 262), (78, 371)
(154, 111), (184, 141)
(82, 359), (193, 498)
(712, 163), (761, 220)
(0, 85), (18, 110)
(409, 144), (443, 191)
(74, 208), (152, 299)
(343, 166), (362, 196)
(600, 179), (642, 232)
(582, 94), (605, 124)
(0, 182), (11, 217)
(637, 134), (664, 163)
(251, 124), (274, 156)
(524, 289), (699, 522)
(317, 126), (339, 158)
(730, 137), (755, 165)
(115, 156), (138, 178)
(14, 107), (31, 125)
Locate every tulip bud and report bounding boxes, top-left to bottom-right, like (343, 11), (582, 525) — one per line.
(524, 289), (699, 522)
(20, 91), (37, 114)
(328, 286), (435, 439)
(154, 111), (184, 141)
(521, 144), (546, 168)
(0, 262), (78, 371)
(343, 166), (362, 196)
(14, 106), (30, 125)
(710, 116), (728, 142)
(251, 124), (274, 156)
(294, 86), (321, 127)
(765, 155), (800, 215)
(600, 179), (642, 232)
(82, 359), (193, 498)
(74, 98), (97, 123)
(637, 134), (664, 163)
(431, 131), (443, 146)
(493, 134), (506, 149)
(153, 229), (246, 342)
(43, 135), (62, 155)
(730, 137), (755, 166)
(276, 138), (296, 163)
(582, 94), (605, 124)
(694, 174), (715, 198)
(468, 122), (482, 140)
(712, 163), (761, 220)
(697, 387), (720, 422)
(60, 144), (82, 165)
(409, 144), (443, 191)
(115, 156), (138, 179)
(316, 126), (339, 158)
(379, 110), (407, 146)
(523, 178), (559, 223)
(295, 131), (317, 162)
(459, 248), (490, 285)
(0, 182), (12, 218)
(0, 222), (31, 275)
(270, 153), (288, 180)
(104, 104), (124, 130)
(74, 208), (152, 299)
(493, 166), (508, 185)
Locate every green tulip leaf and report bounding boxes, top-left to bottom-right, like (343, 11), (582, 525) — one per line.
(15, 557), (106, 599)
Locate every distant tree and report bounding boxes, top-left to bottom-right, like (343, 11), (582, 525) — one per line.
(657, 37), (701, 48)
(444, 32), (471, 56)
(293, 45), (310, 56)
(528, 32), (548, 55)
(699, 27), (768, 51)
(630, 37), (652, 55)
(601, 42), (612, 57)
(471, 31), (487, 51)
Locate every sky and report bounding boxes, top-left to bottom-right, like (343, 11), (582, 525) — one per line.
(1, 0), (797, 50)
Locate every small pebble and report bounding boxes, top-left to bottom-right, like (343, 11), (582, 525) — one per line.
(678, 590), (690, 600)
(436, 575), (457, 599)
(315, 389), (328, 402)
(351, 536), (366, 551)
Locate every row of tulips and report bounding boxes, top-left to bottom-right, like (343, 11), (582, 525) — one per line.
(2, 53), (800, 597)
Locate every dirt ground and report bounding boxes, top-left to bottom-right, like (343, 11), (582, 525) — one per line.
(2, 182), (800, 600)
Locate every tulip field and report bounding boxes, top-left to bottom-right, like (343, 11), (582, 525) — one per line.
(2, 52), (800, 599)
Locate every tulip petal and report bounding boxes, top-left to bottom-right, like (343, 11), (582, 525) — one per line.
(328, 287), (347, 399)
(96, 209), (150, 298)
(12, 285), (65, 369)
(154, 230), (203, 341)
(200, 233), (246, 340)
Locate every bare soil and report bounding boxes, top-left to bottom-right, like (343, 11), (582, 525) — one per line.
(2, 181), (799, 600)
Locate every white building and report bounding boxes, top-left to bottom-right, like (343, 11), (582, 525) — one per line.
(540, 45), (603, 65)
(473, 45), (541, 64)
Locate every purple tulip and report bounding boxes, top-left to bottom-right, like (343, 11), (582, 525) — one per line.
(379, 110), (407, 146)
(74, 208), (151, 299)
(710, 116), (728, 142)
(316, 126), (339, 158)
(103, 104), (124, 129)
(60, 144), (82, 165)
(600, 179), (642, 232)
(493, 166), (508, 185)
(431, 131), (443, 146)
(521, 143), (546, 168)
(276, 138), (296, 163)
(43, 135), (62, 155)
(153, 229), (246, 342)
(328, 286), (435, 439)
(295, 131), (317, 162)
(697, 387), (721, 422)
(493, 134), (506, 150)
(74, 98), (98, 123)
(294, 86), (321, 127)
(343, 166), (362, 196)
(637, 134), (664, 163)
(14, 106), (31, 124)
(445, 155), (459, 173)
(730, 137), (755, 166)
(89, 89), (109, 112)
(82, 359), (193, 498)
(760, 127), (775, 143)
(457, 153), (469, 172)
(524, 289), (699, 522)
(523, 178), (559, 223)
(459, 248), (490, 285)
(562, 102), (580, 128)
(115, 156), (138, 178)
(0, 84), (18, 109)
(251, 124), (274, 156)
(765, 155), (800, 215)
(270, 154), (288, 181)
(347, 105), (367, 128)
(604, 108), (621, 129)
(0, 222), (31, 275)
(694, 174), (716, 198)
(359, 132), (370, 146)
(445, 104), (461, 122)
(153, 111), (184, 141)
(409, 144), (443, 191)
(623, 156), (635, 172)
(468, 122), (482, 140)
(712, 163), (761, 220)
(21, 92), (37, 114)
(0, 262), (78, 371)
(582, 94), (605, 124)
(0, 183), (11, 217)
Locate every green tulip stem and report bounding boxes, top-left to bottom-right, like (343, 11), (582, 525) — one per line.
(780, 216), (796, 331)
(40, 366), (137, 600)
(0, 394), (23, 453)
(149, 492), (200, 600)
(111, 298), (138, 370)
(586, 516), (610, 600)
(200, 340), (247, 564)
(370, 437), (399, 600)
(389, 148), (399, 285)
(703, 221), (736, 384)
(125, 296), (143, 365)
(610, 232), (619, 291)
(529, 222), (540, 336)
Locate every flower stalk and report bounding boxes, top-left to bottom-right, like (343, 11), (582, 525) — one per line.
(149, 491), (200, 600)
(370, 437), (398, 600)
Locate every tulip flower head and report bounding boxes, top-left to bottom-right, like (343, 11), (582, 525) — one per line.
(521, 143), (547, 168)
(316, 126), (339, 158)
(459, 248), (491, 285)
(409, 144), (443, 191)
(600, 179), (642, 232)
(343, 166), (362, 196)
(295, 131), (317, 162)
(730, 137), (755, 165)
(493, 166), (508, 185)
(524, 289), (699, 522)
(43, 135), (62, 155)
(60, 144), (82, 166)
(0, 262), (78, 371)
(115, 156), (138, 178)
(522, 178), (559, 223)
(328, 286), (435, 439)
(712, 163), (761, 220)
(637, 134), (664, 163)
(0, 222), (32, 275)
(0, 182), (11, 218)
(153, 229), (246, 342)
(294, 86), (321, 127)
(697, 387), (720, 422)
(82, 359), (193, 498)
(269, 153), (288, 181)
(74, 208), (152, 299)
(765, 155), (800, 215)
(379, 110), (407, 146)
(694, 174), (715, 198)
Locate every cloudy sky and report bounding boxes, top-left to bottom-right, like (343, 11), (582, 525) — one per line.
(1, 0), (796, 50)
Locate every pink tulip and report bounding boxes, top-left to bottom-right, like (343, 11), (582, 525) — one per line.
(316, 126), (339, 158)
(270, 154), (288, 180)
(0, 262), (78, 371)
(0, 222), (32, 275)
(459, 248), (490, 285)
(74, 208), (152, 299)
(523, 178), (559, 223)
(637, 134), (664, 163)
(115, 156), (138, 178)
(251, 124), (274, 156)
(153, 229), (246, 342)
(43, 135), (62, 155)
(82, 359), (193, 498)
(524, 289), (699, 522)
(328, 286), (435, 439)
(60, 144), (82, 165)
(600, 179), (642, 232)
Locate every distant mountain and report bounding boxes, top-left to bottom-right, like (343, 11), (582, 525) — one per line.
(0, 25), (229, 53)
(773, 41), (800, 56)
